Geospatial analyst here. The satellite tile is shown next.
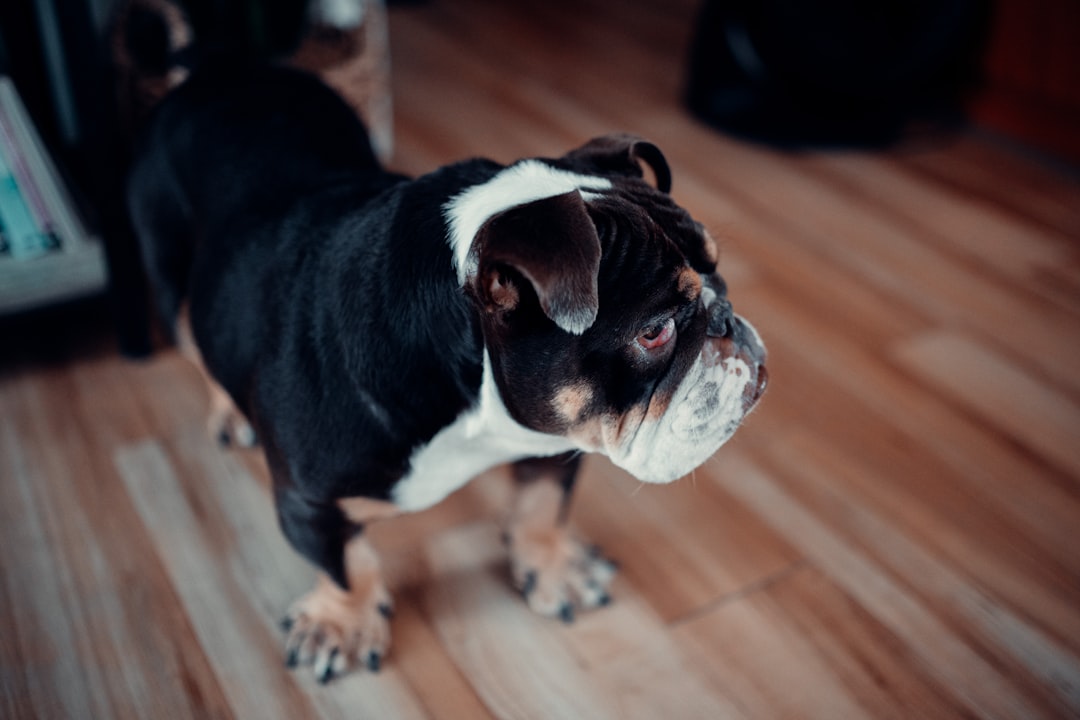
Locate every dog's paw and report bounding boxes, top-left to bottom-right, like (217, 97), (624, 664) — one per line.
(281, 579), (393, 683)
(507, 529), (617, 622)
(207, 407), (257, 449)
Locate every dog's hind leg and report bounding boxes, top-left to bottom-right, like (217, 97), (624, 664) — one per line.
(505, 452), (617, 622)
(175, 303), (257, 448)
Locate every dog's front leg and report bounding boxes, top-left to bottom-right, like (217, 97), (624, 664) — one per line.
(506, 453), (617, 622)
(175, 305), (257, 448)
(276, 490), (395, 682)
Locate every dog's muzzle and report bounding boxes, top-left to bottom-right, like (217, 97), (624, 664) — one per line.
(702, 284), (768, 411)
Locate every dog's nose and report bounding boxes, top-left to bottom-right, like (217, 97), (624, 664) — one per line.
(702, 272), (728, 299)
(706, 296), (735, 338)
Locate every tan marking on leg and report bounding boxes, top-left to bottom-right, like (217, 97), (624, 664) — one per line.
(176, 304), (256, 447)
(284, 533), (393, 681)
(506, 477), (616, 619)
(511, 478), (565, 533)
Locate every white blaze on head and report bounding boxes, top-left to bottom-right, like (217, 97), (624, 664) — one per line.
(443, 160), (611, 286)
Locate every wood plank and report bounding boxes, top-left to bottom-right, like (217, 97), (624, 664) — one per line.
(893, 134), (1080, 239)
(758, 432), (1080, 716)
(570, 456), (803, 623)
(736, 284), (1080, 570)
(0, 415), (120, 720)
(387, 589), (499, 720)
(422, 522), (619, 720)
(895, 330), (1080, 476)
(674, 567), (972, 720)
(422, 521), (744, 719)
(706, 451), (1052, 720)
(116, 436), (434, 720)
(0, 373), (235, 720)
(168, 429), (435, 719)
(115, 441), (320, 720)
(736, 292), (1080, 655)
(554, 573), (749, 719)
(802, 152), (1077, 301)
(670, 177), (930, 349)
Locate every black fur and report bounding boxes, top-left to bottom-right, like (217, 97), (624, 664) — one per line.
(129, 64), (497, 586)
(128, 63), (743, 591)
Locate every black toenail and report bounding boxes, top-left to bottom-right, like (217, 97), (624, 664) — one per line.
(559, 603), (575, 624)
(367, 651), (382, 673)
(521, 571), (538, 597)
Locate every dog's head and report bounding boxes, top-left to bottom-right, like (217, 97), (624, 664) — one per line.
(446, 135), (767, 483)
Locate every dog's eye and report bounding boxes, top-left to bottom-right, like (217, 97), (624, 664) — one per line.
(636, 318), (675, 350)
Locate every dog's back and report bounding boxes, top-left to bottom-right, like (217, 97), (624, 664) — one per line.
(127, 63), (382, 337)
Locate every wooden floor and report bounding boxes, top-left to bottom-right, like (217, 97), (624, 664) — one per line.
(4, 0), (1080, 717)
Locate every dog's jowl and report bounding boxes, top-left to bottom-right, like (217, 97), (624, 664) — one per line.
(128, 64), (766, 682)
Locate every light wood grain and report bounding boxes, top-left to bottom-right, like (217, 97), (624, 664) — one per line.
(707, 452), (1069, 720)
(765, 434), (1080, 712)
(895, 330), (1080, 475)
(2, 0), (1079, 717)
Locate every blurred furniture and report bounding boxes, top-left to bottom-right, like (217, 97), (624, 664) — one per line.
(968, 0), (1080, 164)
(0, 76), (108, 314)
(685, 0), (990, 148)
(0, 0), (152, 355)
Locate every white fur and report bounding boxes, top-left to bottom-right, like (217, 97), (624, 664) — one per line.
(443, 160), (611, 286)
(392, 351), (575, 512)
(607, 314), (766, 484)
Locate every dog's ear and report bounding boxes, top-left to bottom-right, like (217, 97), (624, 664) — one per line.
(467, 190), (601, 335)
(559, 134), (672, 193)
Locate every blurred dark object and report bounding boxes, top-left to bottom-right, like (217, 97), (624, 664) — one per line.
(0, 0), (154, 356)
(685, 0), (991, 149)
(968, 0), (1080, 166)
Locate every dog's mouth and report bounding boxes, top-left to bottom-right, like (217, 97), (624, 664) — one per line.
(701, 314), (768, 413)
(697, 281), (767, 412)
(734, 317), (768, 412)
(748, 364), (769, 411)
(603, 313), (766, 485)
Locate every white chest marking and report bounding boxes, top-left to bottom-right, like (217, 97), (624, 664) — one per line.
(391, 352), (575, 512)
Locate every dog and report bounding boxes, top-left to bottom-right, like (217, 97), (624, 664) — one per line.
(127, 61), (767, 682)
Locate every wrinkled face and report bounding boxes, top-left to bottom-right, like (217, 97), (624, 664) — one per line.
(446, 135), (767, 484)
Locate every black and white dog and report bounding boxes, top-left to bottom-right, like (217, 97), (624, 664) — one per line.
(128, 62), (767, 682)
